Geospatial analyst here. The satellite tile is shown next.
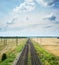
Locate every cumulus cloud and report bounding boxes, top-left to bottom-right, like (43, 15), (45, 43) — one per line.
(43, 13), (56, 21)
(47, 16), (56, 21)
(43, 13), (59, 25)
(6, 0), (35, 26)
(47, 0), (59, 7)
(35, 0), (59, 7)
(0, 0), (35, 32)
(12, 1), (35, 14)
(35, 0), (53, 6)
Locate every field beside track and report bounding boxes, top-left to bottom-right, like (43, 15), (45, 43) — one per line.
(0, 38), (59, 65)
(32, 38), (59, 56)
(0, 38), (27, 65)
(32, 39), (59, 65)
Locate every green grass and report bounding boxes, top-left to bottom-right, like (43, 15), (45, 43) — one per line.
(32, 40), (59, 65)
(0, 39), (27, 65)
(27, 45), (31, 65)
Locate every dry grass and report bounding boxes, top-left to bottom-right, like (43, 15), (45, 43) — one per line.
(43, 45), (59, 56)
(0, 38), (26, 58)
(32, 38), (59, 56)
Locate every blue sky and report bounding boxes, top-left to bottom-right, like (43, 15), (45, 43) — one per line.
(0, 0), (59, 37)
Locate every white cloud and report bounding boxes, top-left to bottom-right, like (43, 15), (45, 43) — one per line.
(5, 0), (35, 27)
(35, 0), (47, 6)
(13, 2), (35, 13)
(43, 13), (56, 21)
(35, 0), (58, 7)
(0, 0), (35, 31)
(0, 0), (59, 36)
(43, 12), (59, 25)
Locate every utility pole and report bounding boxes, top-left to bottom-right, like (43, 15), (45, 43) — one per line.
(40, 38), (41, 44)
(16, 37), (18, 46)
(4, 38), (7, 45)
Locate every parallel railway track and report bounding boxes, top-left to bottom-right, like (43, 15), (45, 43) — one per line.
(14, 39), (42, 65)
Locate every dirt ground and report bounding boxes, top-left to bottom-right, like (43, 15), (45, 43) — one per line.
(32, 38), (59, 56)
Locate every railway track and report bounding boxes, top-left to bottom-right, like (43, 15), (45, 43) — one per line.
(14, 39), (42, 65)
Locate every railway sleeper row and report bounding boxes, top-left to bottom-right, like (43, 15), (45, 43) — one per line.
(14, 39), (42, 65)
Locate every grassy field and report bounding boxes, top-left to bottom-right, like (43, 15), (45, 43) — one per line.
(0, 38), (59, 65)
(32, 38), (59, 56)
(0, 38), (27, 65)
(32, 40), (59, 65)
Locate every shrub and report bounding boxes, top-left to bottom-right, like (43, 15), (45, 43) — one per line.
(1, 53), (7, 61)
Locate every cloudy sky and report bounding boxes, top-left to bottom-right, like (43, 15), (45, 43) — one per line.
(0, 0), (59, 37)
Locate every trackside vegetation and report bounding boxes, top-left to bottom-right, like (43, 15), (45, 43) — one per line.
(32, 40), (59, 65)
(0, 39), (27, 65)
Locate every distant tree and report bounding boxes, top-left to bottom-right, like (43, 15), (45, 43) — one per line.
(0, 38), (2, 43)
(57, 37), (59, 39)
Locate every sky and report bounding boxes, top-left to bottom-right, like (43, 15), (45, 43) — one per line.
(0, 0), (59, 37)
